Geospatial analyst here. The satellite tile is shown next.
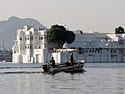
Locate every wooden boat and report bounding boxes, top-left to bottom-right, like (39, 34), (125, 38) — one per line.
(42, 60), (85, 73)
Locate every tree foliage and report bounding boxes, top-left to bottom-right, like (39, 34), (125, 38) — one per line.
(48, 25), (75, 48)
(115, 26), (125, 34)
(65, 31), (75, 44)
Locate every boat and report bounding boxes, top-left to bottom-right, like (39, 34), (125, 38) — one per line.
(42, 60), (85, 73)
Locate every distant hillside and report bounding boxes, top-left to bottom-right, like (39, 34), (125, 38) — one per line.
(0, 16), (45, 48)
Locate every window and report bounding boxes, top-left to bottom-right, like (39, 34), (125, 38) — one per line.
(27, 46), (29, 49)
(111, 49), (116, 53)
(113, 50), (116, 53)
(30, 45), (33, 49)
(44, 36), (47, 39)
(86, 49), (88, 53)
(19, 37), (22, 40)
(39, 37), (43, 40)
(25, 36), (30, 40)
(119, 40), (124, 45)
(30, 36), (33, 40)
(89, 49), (92, 53)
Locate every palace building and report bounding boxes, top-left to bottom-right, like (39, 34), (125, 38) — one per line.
(12, 26), (125, 63)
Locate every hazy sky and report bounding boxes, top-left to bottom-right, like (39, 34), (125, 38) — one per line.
(0, 0), (125, 32)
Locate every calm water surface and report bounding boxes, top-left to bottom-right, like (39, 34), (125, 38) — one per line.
(0, 63), (125, 94)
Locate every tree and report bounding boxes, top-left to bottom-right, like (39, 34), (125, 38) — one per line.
(48, 25), (75, 48)
(115, 26), (125, 34)
(65, 31), (75, 44)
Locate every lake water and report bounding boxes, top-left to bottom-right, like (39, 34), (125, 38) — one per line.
(0, 63), (125, 94)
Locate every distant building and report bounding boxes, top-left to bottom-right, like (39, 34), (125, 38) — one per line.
(0, 49), (12, 62)
(64, 31), (125, 63)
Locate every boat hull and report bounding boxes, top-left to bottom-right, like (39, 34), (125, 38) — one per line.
(42, 62), (85, 73)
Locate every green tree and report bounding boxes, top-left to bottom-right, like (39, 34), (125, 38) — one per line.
(65, 31), (75, 44)
(48, 25), (75, 48)
(115, 26), (125, 34)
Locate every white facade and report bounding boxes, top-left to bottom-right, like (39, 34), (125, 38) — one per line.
(12, 26), (79, 63)
(12, 26), (49, 63)
(64, 31), (125, 63)
(13, 26), (125, 63)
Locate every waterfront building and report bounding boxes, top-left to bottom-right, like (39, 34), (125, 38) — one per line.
(64, 31), (125, 63)
(12, 26), (77, 63)
(12, 26), (125, 63)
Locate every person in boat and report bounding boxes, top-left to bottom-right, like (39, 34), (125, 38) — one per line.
(50, 57), (55, 67)
(70, 52), (74, 65)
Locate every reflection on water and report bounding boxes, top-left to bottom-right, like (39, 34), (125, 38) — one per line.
(0, 63), (125, 94)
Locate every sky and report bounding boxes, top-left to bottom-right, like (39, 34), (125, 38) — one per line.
(0, 0), (125, 32)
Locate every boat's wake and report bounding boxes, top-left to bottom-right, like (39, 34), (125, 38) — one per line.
(0, 68), (43, 74)
(0, 71), (43, 74)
